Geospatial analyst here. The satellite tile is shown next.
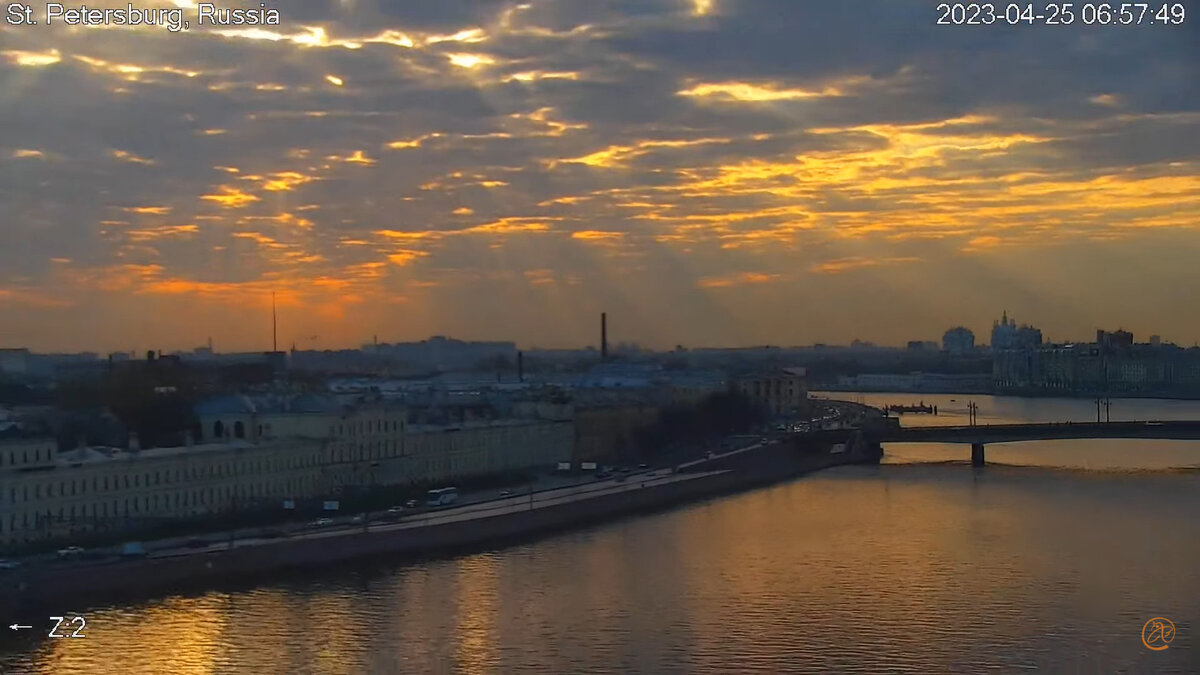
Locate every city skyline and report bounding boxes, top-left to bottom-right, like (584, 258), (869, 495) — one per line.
(2, 1), (1199, 352)
(0, 313), (1189, 356)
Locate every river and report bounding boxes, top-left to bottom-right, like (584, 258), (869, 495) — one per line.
(2, 394), (1197, 673)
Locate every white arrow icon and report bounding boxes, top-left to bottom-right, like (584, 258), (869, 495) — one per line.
(9, 624), (32, 630)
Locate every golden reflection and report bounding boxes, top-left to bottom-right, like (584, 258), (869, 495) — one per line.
(452, 557), (501, 672)
(40, 594), (232, 674)
(301, 592), (370, 675)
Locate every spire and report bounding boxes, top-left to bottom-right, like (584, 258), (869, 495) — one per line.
(272, 291), (278, 352)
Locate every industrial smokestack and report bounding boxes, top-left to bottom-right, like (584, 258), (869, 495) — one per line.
(601, 312), (608, 361)
(517, 351), (524, 382)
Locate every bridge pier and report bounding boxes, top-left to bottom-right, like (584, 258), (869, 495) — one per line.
(971, 443), (985, 467)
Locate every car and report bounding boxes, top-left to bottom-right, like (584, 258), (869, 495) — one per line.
(405, 499), (420, 508)
(0, 559), (20, 570)
(312, 518), (334, 527)
(120, 542), (148, 558)
(638, 463), (649, 469)
(386, 505), (405, 514)
(499, 490), (513, 497)
(56, 546), (85, 559)
(351, 514), (366, 524)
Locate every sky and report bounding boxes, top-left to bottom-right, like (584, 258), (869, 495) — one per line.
(1, 0), (1199, 353)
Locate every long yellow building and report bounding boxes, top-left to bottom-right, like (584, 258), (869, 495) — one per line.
(0, 397), (572, 547)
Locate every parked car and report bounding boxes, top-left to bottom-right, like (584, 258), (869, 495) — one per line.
(499, 490), (513, 497)
(120, 542), (147, 558)
(386, 505), (405, 514)
(312, 518), (334, 527)
(56, 546), (85, 560)
(405, 499), (420, 508)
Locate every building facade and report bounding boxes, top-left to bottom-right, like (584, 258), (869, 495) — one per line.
(735, 367), (809, 417)
(942, 327), (975, 354)
(1, 400), (572, 548)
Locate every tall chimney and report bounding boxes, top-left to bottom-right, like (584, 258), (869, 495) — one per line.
(272, 291), (278, 352)
(517, 351), (524, 382)
(601, 312), (608, 361)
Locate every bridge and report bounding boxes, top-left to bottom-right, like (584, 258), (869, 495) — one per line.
(810, 420), (1200, 466)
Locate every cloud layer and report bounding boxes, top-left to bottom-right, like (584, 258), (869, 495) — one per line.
(2, 0), (1199, 351)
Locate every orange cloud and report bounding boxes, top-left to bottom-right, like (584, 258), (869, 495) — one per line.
(201, 188), (260, 208)
(697, 272), (781, 288)
(810, 256), (921, 274)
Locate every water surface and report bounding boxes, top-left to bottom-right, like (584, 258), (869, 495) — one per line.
(3, 395), (1197, 673)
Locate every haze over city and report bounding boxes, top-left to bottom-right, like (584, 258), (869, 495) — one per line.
(2, 0), (1199, 353)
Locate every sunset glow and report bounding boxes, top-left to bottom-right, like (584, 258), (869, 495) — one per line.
(1, 2), (1197, 352)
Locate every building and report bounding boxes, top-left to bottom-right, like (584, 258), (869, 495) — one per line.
(0, 349), (31, 376)
(834, 373), (991, 393)
(991, 311), (1042, 350)
(1097, 329), (1134, 354)
(942, 327), (975, 355)
(0, 398), (573, 547)
(994, 340), (1179, 394)
(735, 367), (808, 418)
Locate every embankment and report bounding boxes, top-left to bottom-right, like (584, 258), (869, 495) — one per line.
(3, 438), (879, 611)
